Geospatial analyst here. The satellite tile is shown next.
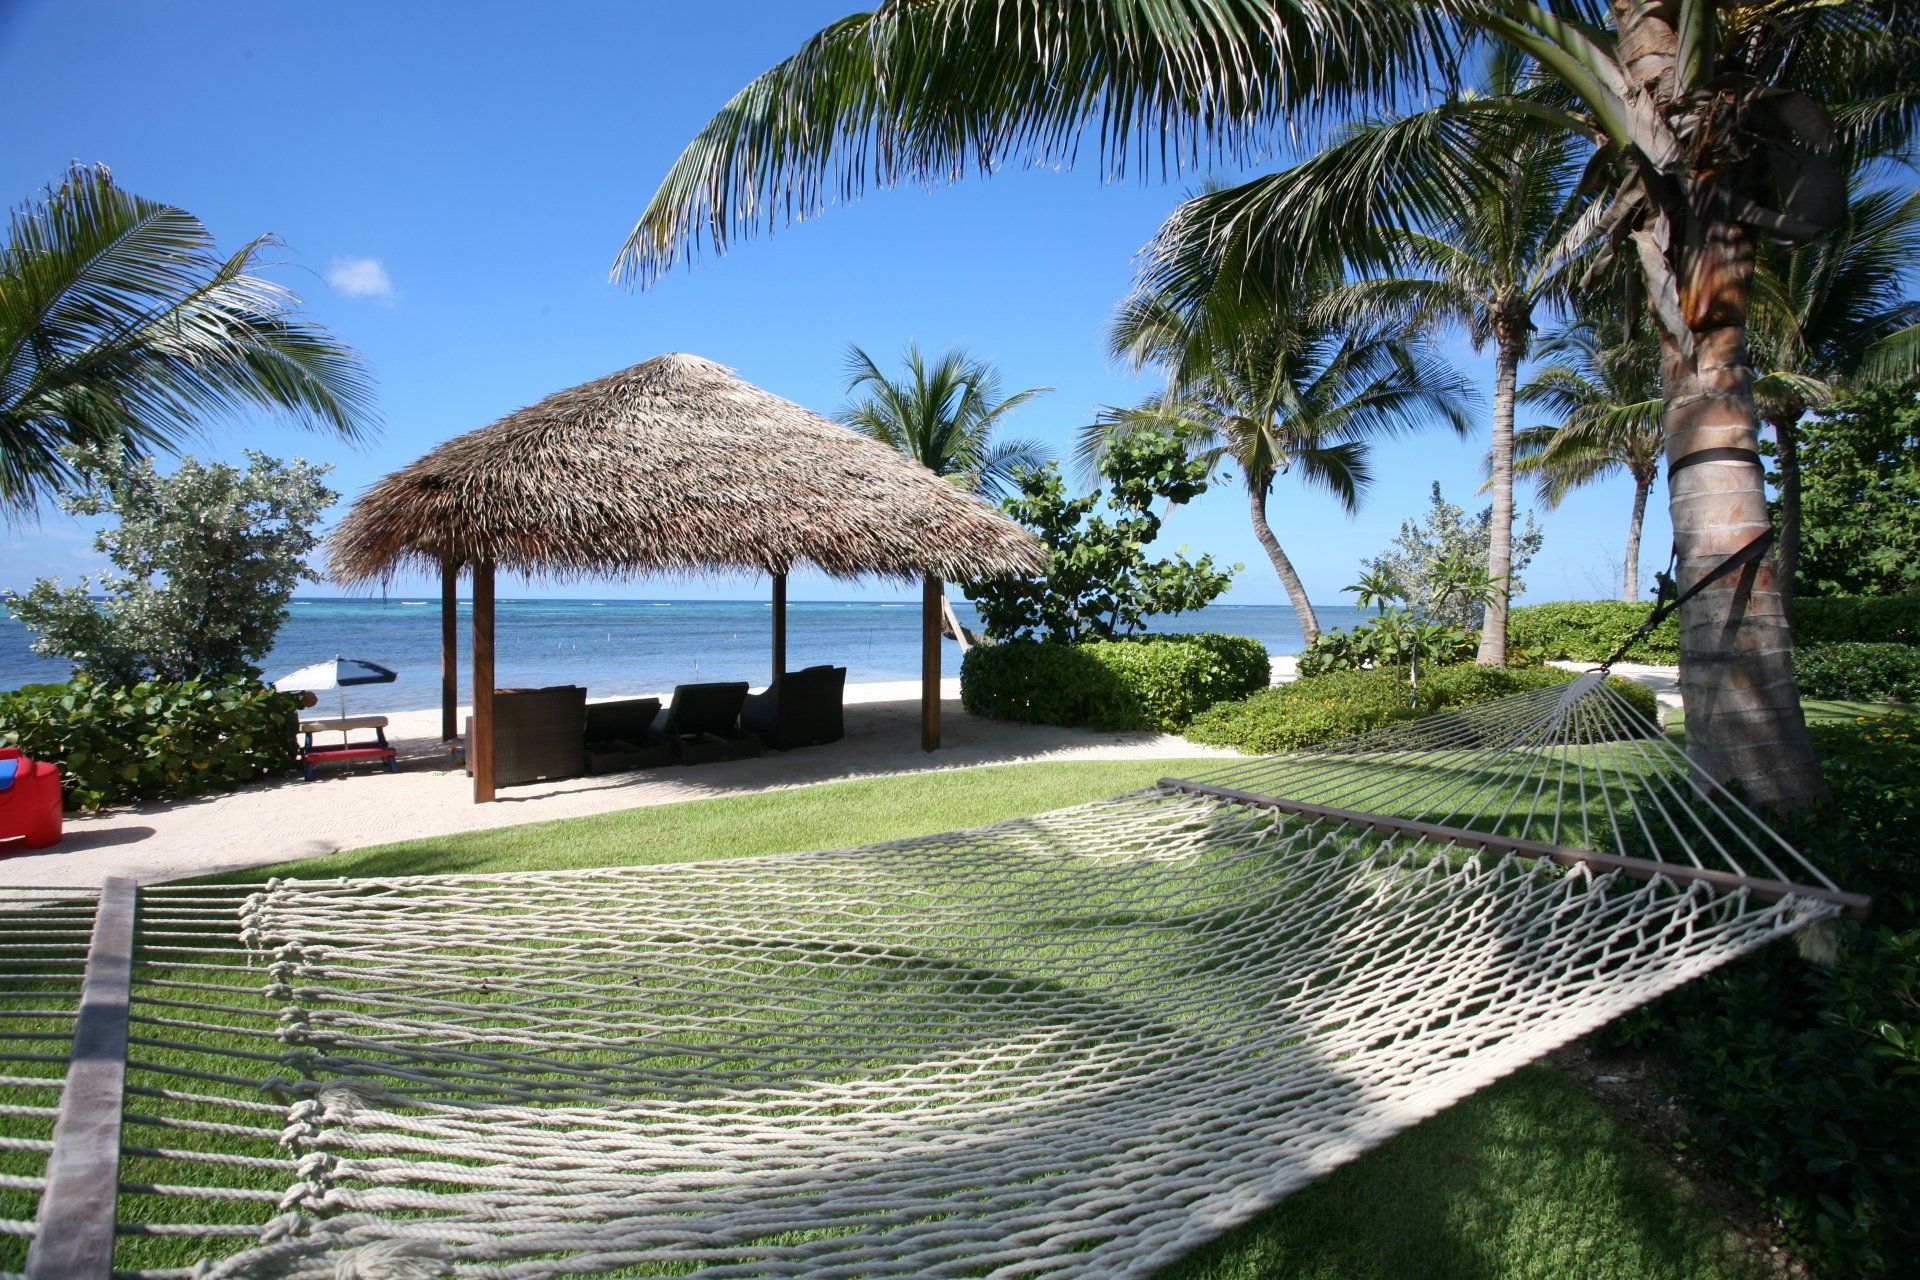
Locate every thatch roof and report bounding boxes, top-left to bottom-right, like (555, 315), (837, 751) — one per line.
(329, 353), (1046, 584)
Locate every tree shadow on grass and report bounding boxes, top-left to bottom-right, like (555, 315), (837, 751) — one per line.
(1159, 1064), (1761, 1280)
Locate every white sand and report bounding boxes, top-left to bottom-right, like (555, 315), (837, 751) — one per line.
(1, 678), (1239, 893)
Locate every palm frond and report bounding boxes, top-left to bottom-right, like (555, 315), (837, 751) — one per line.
(0, 164), (378, 514)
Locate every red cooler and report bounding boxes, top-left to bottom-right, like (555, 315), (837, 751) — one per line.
(0, 746), (62, 851)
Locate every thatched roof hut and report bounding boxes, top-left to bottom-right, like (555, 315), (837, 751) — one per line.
(330, 353), (1044, 801)
(329, 352), (1044, 584)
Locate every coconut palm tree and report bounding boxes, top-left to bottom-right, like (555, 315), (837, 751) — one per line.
(1750, 179), (1920, 601)
(618, 0), (1916, 808)
(0, 164), (377, 514)
(1080, 280), (1475, 643)
(837, 342), (1049, 498)
(838, 342), (1049, 645)
(1515, 322), (1664, 601)
(1302, 58), (1586, 664)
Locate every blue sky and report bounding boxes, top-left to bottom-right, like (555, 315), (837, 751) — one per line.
(2, 0), (1669, 605)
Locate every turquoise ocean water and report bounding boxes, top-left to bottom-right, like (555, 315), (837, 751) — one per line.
(0, 598), (1370, 713)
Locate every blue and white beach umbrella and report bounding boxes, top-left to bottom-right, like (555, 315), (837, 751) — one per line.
(274, 657), (399, 719)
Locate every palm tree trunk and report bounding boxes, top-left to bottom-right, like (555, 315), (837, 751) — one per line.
(1248, 476), (1319, 643)
(1661, 320), (1825, 810)
(1475, 335), (1520, 665)
(1769, 411), (1803, 611)
(1612, 0), (1824, 809)
(1622, 472), (1650, 602)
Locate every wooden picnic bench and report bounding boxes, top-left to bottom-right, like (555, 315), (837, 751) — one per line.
(298, 715), (397, 781)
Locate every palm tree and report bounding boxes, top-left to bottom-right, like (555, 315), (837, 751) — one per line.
(838, 342), (1049, 645)
(1750, 179), (1920, 601)
(837, 342), (1049, 497)
(1081, 279), (1475, 643)
(617, 0), (1916, 808)
(1514, 321), (1664, 601)
(0, 164), (377, 513)
(1304, 60), (1586, 664)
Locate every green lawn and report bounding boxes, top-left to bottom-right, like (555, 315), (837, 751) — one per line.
(165, 756), (1765, 1280)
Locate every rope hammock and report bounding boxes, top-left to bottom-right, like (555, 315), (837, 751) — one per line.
(2, 672), (1865, 1280)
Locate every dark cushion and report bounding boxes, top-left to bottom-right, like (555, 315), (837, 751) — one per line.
(742, 666), (846, 750)
(586, 697), (662, 744)
(662, 682), (749, 738)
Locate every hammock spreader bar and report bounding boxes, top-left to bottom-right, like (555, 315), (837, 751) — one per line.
(1163, 778), (1873, 919)
(26, 877), (136, 1280)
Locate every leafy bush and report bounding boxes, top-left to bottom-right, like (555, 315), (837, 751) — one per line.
(1295, 614), (1477, 677)
(4, 450), (336, 683)
(1792, 595), (1920, 647)
(1793, 642), (1920, 703)
(964, 429), (1235, 643)
(960, 633), (1269, 732)
(0, 677), (300, 811)
(1185, 662), (1659, 754)
(1506, 600), (1681, 663)
(1603, 713), (1920, 1277)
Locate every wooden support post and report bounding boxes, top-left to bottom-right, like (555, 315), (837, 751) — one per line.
(440, 561), (459, 741)
(921, 574), (941, 753)
(471, 561), (496, 803)
(770, 571), (787, 683)
(27, 877), (137, 1280)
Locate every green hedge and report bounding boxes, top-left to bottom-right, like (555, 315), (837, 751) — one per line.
(1184, 663), (1660, 754)
(1794, 643), (1920, 703)
(1603, 712), (1920, 1277)
(960, 633), (1271, 732)
(1793, 595), (1920, 646)
(0, 676), (300, 811)
(1506, 600), (1682, 664)
(1508, 595), (1920, 665)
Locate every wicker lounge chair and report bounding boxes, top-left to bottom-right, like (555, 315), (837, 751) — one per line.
(659, 681), (761, 764)
(584, 697), (673, 774)
(741, 665), (847, 750)
(465, 685), (587, 786)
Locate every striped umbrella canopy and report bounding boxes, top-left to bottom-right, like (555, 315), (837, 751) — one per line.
(274, 657), (398, 720)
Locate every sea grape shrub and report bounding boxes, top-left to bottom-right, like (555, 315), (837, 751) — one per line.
(1185, 664), (1658, 754)
(959, 633), (1269, 732)
(0, 676), (300, 811)
(1793, 643), (1920, 703)
(1603, 713), (1920, 1278)
(965, 428), (1235, 643)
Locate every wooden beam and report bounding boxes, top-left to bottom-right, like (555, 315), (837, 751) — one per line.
(27, 877), (137, 1280)
(1161, 778), (1873, 919)
(440, 561), (459, 741)
(921, 575), (941, 752)
(770, 571), (787, 683)
(472, 561), (496, 803)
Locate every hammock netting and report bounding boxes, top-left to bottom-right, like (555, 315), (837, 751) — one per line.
(1, 673), (1860, 1279)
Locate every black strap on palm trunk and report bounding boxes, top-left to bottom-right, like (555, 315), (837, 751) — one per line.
(1598, 527), (1775, 672)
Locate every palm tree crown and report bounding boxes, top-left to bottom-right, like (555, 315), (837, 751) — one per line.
(837, 343), (1049, 498)
(1515, 320), (1664, 600)
(0, 164), (378, 514)
(1083, 275), (1474, 641)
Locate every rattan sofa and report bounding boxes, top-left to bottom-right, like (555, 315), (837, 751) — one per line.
(464, 685), (587, 787)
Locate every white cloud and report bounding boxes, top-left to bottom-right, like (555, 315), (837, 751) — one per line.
(326, 256), (395, 301)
